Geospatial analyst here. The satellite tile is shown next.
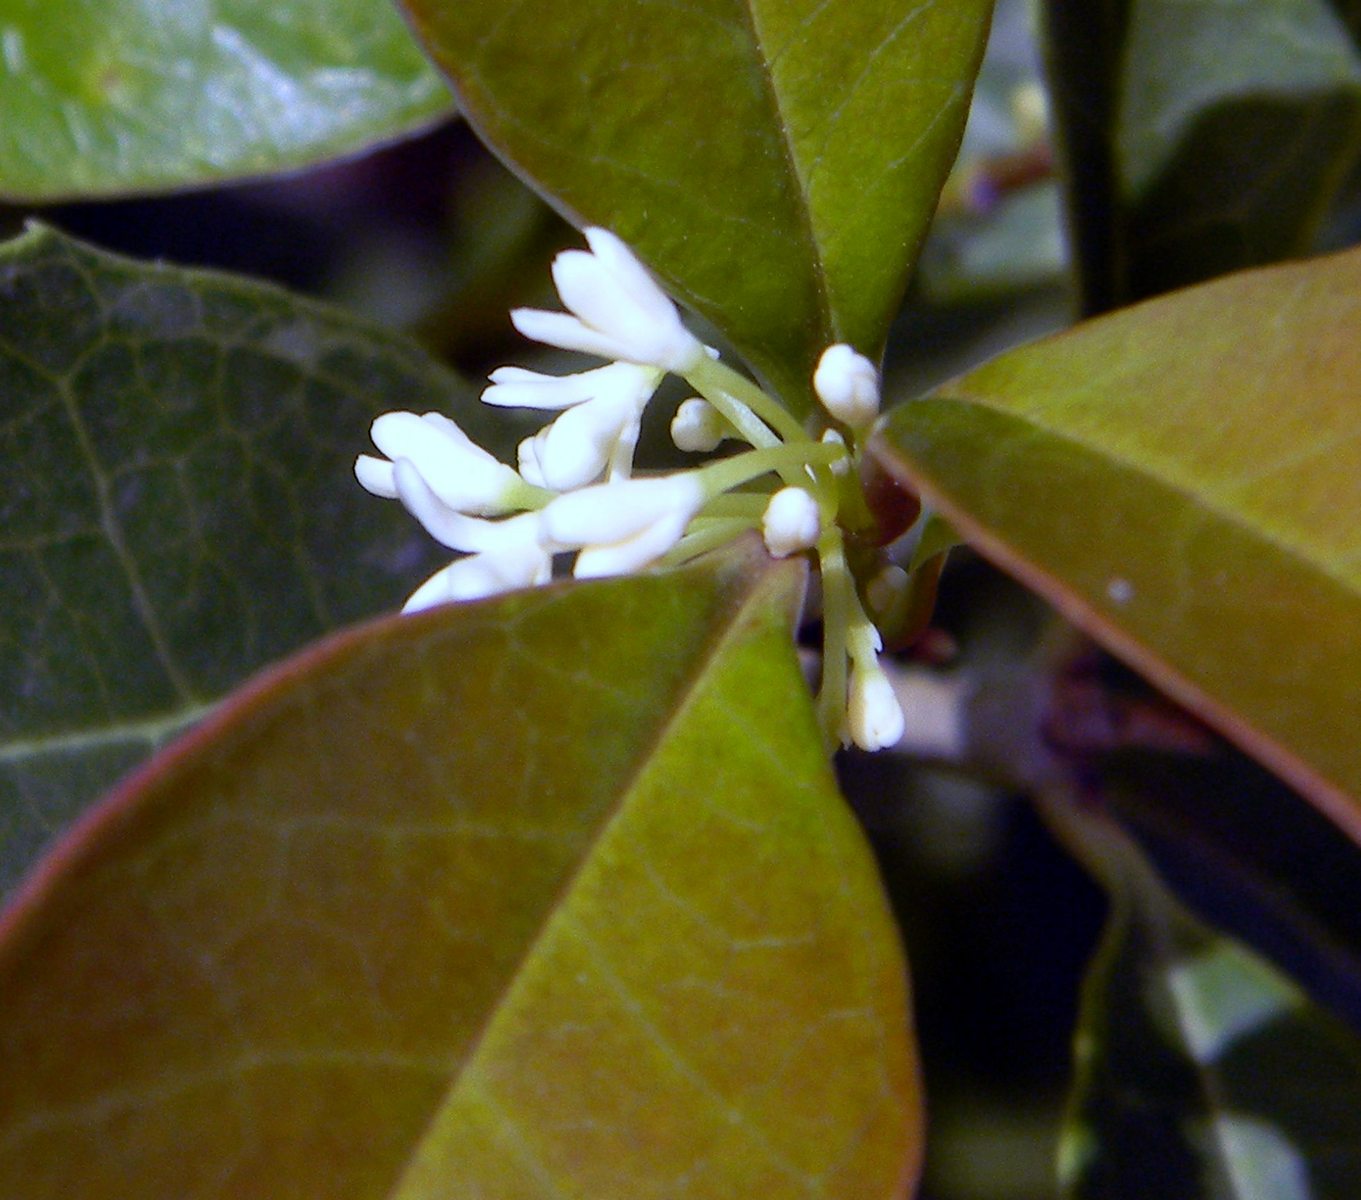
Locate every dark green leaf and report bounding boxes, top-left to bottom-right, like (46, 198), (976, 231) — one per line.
(0, 542), (921, 1199)
(398, 0), (994, 410)
(1041, 0), (1361, 308)
(0, 223), (496, 901)
(0, 0), (452, 200)
(1058, 811), (1361, 1199)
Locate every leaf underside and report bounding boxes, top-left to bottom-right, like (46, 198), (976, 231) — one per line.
(875, 244), (1361, 836)
(0, 542), (920, 1200)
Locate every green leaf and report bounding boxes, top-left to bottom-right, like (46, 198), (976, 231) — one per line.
(0, 223), (497, 903)
(873, 246), (1361, 833)
(0, 542), (920, 1200)
(398, 0), (994, 410)
(1058, 812), (1361, 1199)
(1041, 0), (1361, 309)
(0, 0), (452, 200)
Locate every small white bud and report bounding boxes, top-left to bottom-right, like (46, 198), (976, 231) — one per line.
(761, 487), (821, 557)
(814, 344), (881, 427)
(671, 398), (726, 452)
(846, 657), (906, 751)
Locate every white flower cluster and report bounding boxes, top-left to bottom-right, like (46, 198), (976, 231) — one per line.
(356, 227), (906, 751)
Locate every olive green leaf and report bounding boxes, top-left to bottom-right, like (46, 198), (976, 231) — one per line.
(0, 542), (921, 1200)
(874, 245), (1361, 833)
(1059, 811), (1361, 1199)
(397, 0), (994, 411)
(1041, 0), (1361, 309)
(0, 224), (498, 901)
(0, 0), (452, 200)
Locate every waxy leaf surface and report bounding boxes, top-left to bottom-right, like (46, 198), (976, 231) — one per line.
(1042, 0), (1361, 309)
(0, 225), (491, 901)
(1061, 816), (1361, 1198)
(875, 246), (1361, 833)
(0, 0), (452, 199)
(398, 0), (993, 410)
(0, 543), (919, 1199)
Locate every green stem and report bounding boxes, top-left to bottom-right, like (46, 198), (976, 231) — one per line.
(696, 442), (843, 498)
(684, 356), (811, 448)
(698, 492), (770, 520)
(660, 518), (758, 566)
(816, 528), (852, 752)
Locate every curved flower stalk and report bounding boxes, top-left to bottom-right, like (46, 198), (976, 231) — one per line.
(356, 226), (913, 751)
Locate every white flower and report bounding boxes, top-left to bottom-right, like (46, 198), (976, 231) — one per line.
(484, 361), (661, 489)
(403, 541), (552, 612)
(510, 227), (704, 372)
(814, 344), (881, 427)
(540, 474), (706, 578)
(357, 411), (527, 517)
(762, 487), (821, 557)
(846, 657), (905, 751)
(671, 398), (727, 452)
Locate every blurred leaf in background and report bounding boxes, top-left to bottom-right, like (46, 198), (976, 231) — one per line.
(0, 0), (453, 200)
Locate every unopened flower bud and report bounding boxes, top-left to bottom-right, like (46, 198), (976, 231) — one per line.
(846, 657), (905, 751)
(814, 344), (880, 427)
(671, 398), (726, 452)
(761, 487), (821, 557)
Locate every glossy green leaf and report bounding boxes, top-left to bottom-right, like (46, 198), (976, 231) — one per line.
(0, 542), (920, 1199)
(1041, 0), (1361, 309)
(1058, 812), (1361, 1199)
(873, 246), (1361, 834)
(398, 0), (994, 410)
(0, 223), (499, 902)
(0, 0), (452, 200)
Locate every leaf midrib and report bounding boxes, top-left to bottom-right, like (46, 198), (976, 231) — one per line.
(736, 0), (836, 347)
(923, 391), (1361, 595)
(382, 555), (798, 1200)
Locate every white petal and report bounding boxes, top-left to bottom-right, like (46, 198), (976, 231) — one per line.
(401, 542), (550, 612)
(355, 454), (397, 498)
(370, 411), (522, 515)
(541, 475), (704, 547)
(517, 431), (550, 489)
(509, 307), (633, 361)
(583, 227), (674, 323)
(393, 460), (501, 552)
(762, 487), (821, 557)
(538, 392), (635, 491)
(482, 365), (597, 410)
